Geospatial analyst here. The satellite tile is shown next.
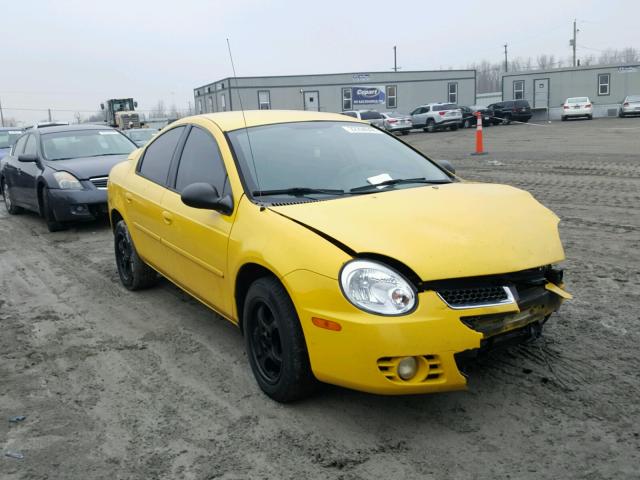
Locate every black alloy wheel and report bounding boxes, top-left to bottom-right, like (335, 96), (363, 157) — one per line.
(244, 277), (318, 402)
(249, 302), (283, 385)
(114, 220), (158, 290)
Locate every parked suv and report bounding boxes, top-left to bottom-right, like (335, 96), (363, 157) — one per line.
(619, 95), (640, 117)
(410, 103), (462, 132)
(341, 110), (385, 128)
(459, 106), (493, 128)
(488, 100), (532, 124)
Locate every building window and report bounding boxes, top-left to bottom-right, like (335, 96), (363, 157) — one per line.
(221, 94), (227, 112)
(209, 97), (215, 113)
(513, 80), (525, 100)
(386, 85), (397, 109)
(448, 82), (458, 103)
(258, 90), (271, 110)
(342, 88), (352, 110)
(598, 73), (610, 96)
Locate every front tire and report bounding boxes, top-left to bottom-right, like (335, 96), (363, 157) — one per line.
(463, 119), (471, 129)
(2, 177), (23, 215)
(503, 114), (512, 125)
(41, 186), (66, 232)
(244, 276), (318, 403)
(114, 220), (158, 290)
(561, 116), (567, 122)
(450, 125), (458, 131)
(587, 115), (593, 120)
(401, 131), (409, 136)
(426, 119), (436, 133)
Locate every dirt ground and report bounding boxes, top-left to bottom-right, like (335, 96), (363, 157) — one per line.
(1, 117), (639, 480)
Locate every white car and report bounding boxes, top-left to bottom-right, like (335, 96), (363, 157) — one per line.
(410, 103), (462, 132)
(619, 95), (640, 117)
(380, 112), (413, 135)
(561, 97), (593, 121)
(341, 110), (385, 128)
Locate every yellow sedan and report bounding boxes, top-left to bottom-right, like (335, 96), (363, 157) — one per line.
(107, 110), (570, 402)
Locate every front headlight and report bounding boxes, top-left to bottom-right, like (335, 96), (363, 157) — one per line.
(340, 260), (417, 315)
(53, 171), (83, 190)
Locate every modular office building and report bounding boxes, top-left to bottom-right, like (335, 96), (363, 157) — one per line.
(193, 70), (476, 115)
(501, 63), (640, 119)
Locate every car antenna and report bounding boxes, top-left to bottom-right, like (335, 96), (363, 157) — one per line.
(226, 38), (262, 205)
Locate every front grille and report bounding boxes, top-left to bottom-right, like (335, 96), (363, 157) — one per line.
(90, 177), (108, 190)
(377, 355), (443, 384)
(437, 286), (511, 309)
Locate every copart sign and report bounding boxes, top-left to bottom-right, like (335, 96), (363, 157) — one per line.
(352, 86), (386, 105)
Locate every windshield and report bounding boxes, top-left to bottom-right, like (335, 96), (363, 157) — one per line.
(433, 104), (457, 111)
(42, 130), (136, 160)
(0, 130), (23, 149)
(567, 97), (589, 103)
(626, 95), (640, 102)
(228, 121), (450, 197)
(128, 130), (155, 142)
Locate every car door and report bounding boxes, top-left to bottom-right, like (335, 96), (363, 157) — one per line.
(14, 134), (41, 209)
(410, 107), (428, 126)
(127, 125), (186, 277)
(160, 124), (235, 317)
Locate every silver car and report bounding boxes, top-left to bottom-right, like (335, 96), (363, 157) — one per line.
(620, 95), (640, 117)
(410, 103), (462, 132)
(341, 110), (385, 128)
(380, 112), (413, 135)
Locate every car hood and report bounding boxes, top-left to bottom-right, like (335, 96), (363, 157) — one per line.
(270, 183), (565, 281)
(45, 154), (130, 179)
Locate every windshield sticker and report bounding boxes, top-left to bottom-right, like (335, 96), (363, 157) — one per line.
(367, 173), (393, 185)
(342, 125), (383, 134)
(8, 131), (22, 134)
(99, 131), (119, 135)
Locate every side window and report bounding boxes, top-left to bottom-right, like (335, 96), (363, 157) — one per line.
(386, 85), (397, 109)
(342, 111), (357, 118)
(423, 107), (430, 113)
(342, 88), (352, 111)
(175, 127), (227, 195)
(138, 126), (185, 186)
(448, 82), (458, 104)
(23, 135), (37, 155)
(13, 135), (28, 155)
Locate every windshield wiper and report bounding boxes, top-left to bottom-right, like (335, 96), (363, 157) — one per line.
(350, 177), (451, 193)
(252, 187), (345, 197)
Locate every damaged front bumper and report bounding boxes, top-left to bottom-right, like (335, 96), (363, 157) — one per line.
(284, 266), (569, 395)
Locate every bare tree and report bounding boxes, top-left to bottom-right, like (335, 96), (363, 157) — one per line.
(1, 117), (18, 127)
(151, 100), (166, 119)
(169, 103), (179, 119)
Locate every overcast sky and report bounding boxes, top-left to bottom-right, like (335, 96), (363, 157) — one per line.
(2, 0), (639, 124)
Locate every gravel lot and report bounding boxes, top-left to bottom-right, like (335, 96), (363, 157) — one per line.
(1, 117), (639, 479)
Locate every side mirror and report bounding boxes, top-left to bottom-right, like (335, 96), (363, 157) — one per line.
(18, 154), (38, 163)
(100, 103), (105, 110)
(134, 101), (138, 108)
(181, 182), (233, 215)
(437, 159), (456, 175)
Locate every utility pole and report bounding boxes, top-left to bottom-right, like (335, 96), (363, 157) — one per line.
(393, 46), (397, 72)
(0, 97), (5, 127)
(570, 19), (578, 67)
(504, 44), (508, 72)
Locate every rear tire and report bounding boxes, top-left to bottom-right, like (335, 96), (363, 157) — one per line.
(114, 220), (159, 290)
(2, 177), (23, 215)
(450, 125), (458, 131)
(503, 114), (512, 125)
(463, 119), (471, 129)
(587, 115), (593, 120)
(561, 116), (567, 122)
(401, 131), (409, 136)
(426, 119), (436, 133)
(41, 186), (66, 232)
(244, 276), (318, 403)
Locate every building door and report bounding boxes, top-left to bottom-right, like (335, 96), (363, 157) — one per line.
(534, 78), (549, 109)
(303, 91), (320, 111)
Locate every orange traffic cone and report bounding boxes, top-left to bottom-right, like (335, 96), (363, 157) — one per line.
(471, 111), (487, 156)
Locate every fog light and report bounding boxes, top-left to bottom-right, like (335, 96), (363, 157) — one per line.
(397, 356), (418, 380)
(71, 204), (88, 214)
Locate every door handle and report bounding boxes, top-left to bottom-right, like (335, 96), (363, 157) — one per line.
(124, 192), (133, 204)
(162, 211), (173, 225)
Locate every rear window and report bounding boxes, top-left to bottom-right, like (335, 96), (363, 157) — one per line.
(360, 111), (382, 120)
(342, 112), (357, 118)
(626, 95), (640, 102)
(433, 104), (457, 111)
(567, 97), (588, 103)
(514, 100), (530, 108)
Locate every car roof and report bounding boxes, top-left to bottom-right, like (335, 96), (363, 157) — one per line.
(30, 124), (117, 134)
(177, 110), (364, 132)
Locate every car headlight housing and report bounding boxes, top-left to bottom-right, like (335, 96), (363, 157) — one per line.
(340, 259), (417, 315)
(53, 171), (83, 190)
